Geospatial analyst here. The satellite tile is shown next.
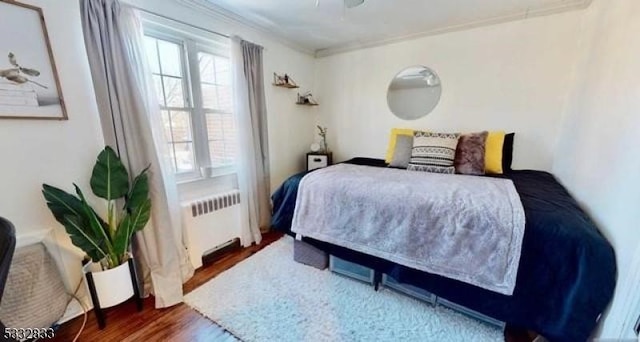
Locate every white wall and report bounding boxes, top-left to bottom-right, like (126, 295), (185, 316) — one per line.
(125, 0), (318, 195)
(0, 0), (104, 309)
(314, 10), (584, 171)
(553, 0), (640, 338)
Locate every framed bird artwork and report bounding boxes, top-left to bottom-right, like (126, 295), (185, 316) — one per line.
(0, 0), (67, 120)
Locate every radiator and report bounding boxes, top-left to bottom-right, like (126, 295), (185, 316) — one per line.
(183, 190), (242, 269)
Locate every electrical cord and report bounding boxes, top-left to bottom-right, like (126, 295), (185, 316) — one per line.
(67, 277), (88, 342)
(31, 278), (87, 342)
(68, 291), (88, 342)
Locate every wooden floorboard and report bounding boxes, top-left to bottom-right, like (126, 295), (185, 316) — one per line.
(51, 230), (533, 342)
(50, 231), (283, 342)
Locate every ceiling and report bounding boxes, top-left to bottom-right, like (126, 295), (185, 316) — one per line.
(184, 0), (591, 56)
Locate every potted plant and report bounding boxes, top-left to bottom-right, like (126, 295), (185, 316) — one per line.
(41, 146), (151, 327)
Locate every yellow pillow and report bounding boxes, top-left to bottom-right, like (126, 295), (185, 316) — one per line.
(485, 131), (506, 174)
(385, 128), (414, 163)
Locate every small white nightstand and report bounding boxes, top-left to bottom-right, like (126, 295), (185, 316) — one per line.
(306, 152), (333, 171)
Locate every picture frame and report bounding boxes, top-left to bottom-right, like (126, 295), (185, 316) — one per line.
(0, 0), (67, 120)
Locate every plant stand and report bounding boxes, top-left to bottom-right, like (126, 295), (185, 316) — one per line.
(84, 258), (143, 329)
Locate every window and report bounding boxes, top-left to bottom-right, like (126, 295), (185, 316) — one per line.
(143, 27), (234, 181)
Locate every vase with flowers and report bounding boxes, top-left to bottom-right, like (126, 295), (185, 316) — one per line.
(317, 126), (329, 153)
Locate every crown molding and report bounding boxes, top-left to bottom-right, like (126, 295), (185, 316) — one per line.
(315, 0), (593, 57)
(175, 0), (316, 56)
(176, 0), (592, 59)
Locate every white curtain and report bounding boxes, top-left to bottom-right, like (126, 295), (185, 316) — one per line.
(81, 0), (193, 308)
(231, 36), (272, 247)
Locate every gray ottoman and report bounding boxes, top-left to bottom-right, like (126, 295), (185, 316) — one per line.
(293, 239), (328, 270)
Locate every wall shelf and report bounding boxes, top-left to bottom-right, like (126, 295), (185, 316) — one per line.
(296, 102), (319, 106)
(273, 83), (299, 89)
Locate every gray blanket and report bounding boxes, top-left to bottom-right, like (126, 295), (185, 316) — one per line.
(291, 164), (525, 295)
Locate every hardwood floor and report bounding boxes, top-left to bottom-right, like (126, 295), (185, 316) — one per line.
(51, 231), (283, 342)
(51, 230), (534, 342)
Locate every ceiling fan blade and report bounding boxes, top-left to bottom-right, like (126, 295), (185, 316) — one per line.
(344, 0), (364, 8)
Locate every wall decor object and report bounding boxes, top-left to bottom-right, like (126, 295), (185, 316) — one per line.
(387, 65), (441, 120)
(272, 72), (299, 88)
(297, 92), (319, 106)
(0, 0), (66, 120)
(316, 125), (329, 152)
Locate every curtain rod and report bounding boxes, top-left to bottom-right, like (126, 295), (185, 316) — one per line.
(126, 4), (231, 39)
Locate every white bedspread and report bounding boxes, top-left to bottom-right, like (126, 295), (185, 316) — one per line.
(291, 164), (525, 295)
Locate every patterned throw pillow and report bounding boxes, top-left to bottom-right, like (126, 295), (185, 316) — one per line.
(407, 131), (460, 174)
(454, 131), (489, 175)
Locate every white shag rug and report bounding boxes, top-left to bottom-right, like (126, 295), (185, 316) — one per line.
(185, 237), (503, 342)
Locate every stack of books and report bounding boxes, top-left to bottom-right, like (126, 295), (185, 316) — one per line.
(0, 82), (38, 107)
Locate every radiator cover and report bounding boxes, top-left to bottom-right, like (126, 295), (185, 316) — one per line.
(0, 243), (67, 329)
(183, 190), (242, 269)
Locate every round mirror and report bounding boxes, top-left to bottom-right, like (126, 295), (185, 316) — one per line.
(387, 66), (442, 120)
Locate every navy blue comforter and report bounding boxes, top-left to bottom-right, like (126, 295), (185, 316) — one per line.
(271, 158), (616, 342)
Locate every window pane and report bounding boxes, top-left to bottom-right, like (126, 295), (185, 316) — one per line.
(170, 111), (192, 142)
(209, 140), (225, 166)
(161, 110), (172, 142)
(222, 112), (235, 134)
(224, 144), (235, 163)
(214, 57), (230, 85)
(198, 53), (215, 84)
(206, 113), (236, 167)
(157, 40), (183, 77)
(201, 84), (219, 110)
(167, 143), (177, 172)
(206, 112), (222, 139)
(208, 141), (234, 166)
(199, 52), (232, 111)
(216, 70), (230, 86)
(214, 56), (229, 72)
(163, 76), (185, 107)
(152, 75), (165, 107)
(144, 37), (160, 74)
(201, 85), (232, 111)
(173, 142), (195, 172)
(217, 86), (232, 111)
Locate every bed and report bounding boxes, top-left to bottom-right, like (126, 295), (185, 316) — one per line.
(271, 158), (616, 342)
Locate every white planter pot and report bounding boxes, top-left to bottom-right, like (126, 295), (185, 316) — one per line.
(83, 261), (134, 309)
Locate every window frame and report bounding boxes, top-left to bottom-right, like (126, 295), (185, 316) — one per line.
(142, 21), (235, 183)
